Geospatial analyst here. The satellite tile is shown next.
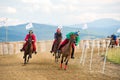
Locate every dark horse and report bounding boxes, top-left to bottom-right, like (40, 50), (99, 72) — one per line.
(52, 37), (62, 62)
(109, 39), (118, 48)
(60, 34), (76, 70)
(24, 37), (33, 64)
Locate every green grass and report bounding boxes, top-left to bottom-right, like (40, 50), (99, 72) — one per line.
(107, 47), (120, 64)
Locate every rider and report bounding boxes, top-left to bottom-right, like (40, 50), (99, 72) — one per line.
(50, 28), (62, 53)
(20, 30), (37, 54)
(58, 31), (80, 59)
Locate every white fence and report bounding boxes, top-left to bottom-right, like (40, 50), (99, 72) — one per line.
(0, 38), (116, 55)
(0, 40), (53, 55)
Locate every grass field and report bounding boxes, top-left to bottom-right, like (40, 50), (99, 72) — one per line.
(107, 47), (120, 64)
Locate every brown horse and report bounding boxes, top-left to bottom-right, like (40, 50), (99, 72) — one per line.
(52, 37), (62, 62)
(60, 34), (76, 70)
(24, 37), (33, 64)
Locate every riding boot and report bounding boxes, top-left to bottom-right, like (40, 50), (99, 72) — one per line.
(32, 49), (37, 54)
(71, 47), (75, 59)
(34, 51), (37, 54)
(20, 48), (24, 52)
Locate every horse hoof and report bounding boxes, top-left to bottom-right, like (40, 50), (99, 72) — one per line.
(64, 65), (67, 70)
(64, 68), (67, 70)
(60, 64), (62, 68)
(23, 56), (25, 59)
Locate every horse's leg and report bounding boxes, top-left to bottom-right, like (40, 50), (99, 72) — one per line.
(58, 52), (61, 58)
(64, 56), (70, 70)
(109, 41), (111, 48)
(53, 53), (54, 56)
(64, 60), (68, 70)
(56, 52), (59, 62)
(24, 53), (27, 64)
(60, 56), (64, 68)
(64, 57), (67, 62)
(55, 52), (57, 62)
(27, 55), (29, 63)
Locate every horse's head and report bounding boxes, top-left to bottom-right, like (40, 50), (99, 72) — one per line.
(70, 34), (76, 43)
(27, 37), (32, 45)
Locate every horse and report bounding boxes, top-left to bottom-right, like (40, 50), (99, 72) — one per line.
(109, 39), (118, 48)
(52, 37), (62, 62)
(60, 34), (76, 70)
(23, 37), (33, 64)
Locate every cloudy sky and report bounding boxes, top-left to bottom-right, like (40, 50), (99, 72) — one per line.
(0, 0), (120, 26)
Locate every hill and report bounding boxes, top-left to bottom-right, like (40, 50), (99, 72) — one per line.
(0, 18), (120, 42)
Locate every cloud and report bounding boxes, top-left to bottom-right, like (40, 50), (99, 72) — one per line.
(6, 18), (26, 26)
(0, 0), (120, 25)
(22, 0), (39, 3)
(21, 0), (52, 14)
(58, 0), (120, 5)
(7, 7), (16, 13)
(0, 6), (16, 14)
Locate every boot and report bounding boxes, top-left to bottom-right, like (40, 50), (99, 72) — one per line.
(20, 48), (24, 52)
(33, 50), (37, 54)
(35, 51), (37, 54)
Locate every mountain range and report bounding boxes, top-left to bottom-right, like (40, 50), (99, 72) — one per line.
(0, 18), (120, 42)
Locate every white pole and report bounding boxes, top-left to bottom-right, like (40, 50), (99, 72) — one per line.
(102, 42), (109, 73)
(80, 42), (85, 64)
(102, 40), (105, 55)
(97, 40), (100, 55)
(89, 40), (94, 70)
(82, 46), (87, 66)
(82, 41), (88, 66)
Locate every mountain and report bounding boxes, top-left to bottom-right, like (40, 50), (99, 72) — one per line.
(0, 23), (85, 42)
(0, 18), (120, 42)
(69, 18), (120, 36)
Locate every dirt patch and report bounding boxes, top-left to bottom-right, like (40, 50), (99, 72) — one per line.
(0, 50), (120, 80)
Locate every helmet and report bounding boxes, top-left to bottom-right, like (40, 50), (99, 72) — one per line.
(75, 31), (80, 36)
(29, 30), (33, 34)
(57, 28), (61, 33)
